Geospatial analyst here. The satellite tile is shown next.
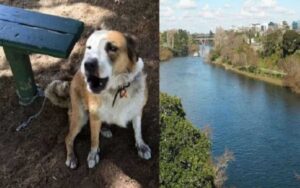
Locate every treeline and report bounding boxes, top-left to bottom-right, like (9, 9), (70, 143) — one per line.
(209, 28), (300, 93)
(160, 29), (199, 61)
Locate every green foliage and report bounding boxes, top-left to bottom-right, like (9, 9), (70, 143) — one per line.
(160, 93), (215, 188)
(282, 30), (300, 57)
(173, 29), (189, 56)
(259, 52), (281, 69)
(212, 31), (258, 67)
(262, 30), (282, 57)
(160, 32), (167, 46)
(160, 29), (198, 57)
(245, 29), (255, 44)
(209, 49), (220, 61)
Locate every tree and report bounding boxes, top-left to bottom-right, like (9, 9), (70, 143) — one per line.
(282, 30), (300, 57)
(280, 53), (300, 93)
(160, 93), (215, 188)
(262, 30), (282, 57)
(160, 32), (167, 46)
(173, 29), (189, 56)
(245, 28), (255, 44)
(214, 27), (226, 50)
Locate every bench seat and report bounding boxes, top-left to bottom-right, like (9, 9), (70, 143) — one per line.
(0, 4), (84, 58)
(0, 4), (84, 105)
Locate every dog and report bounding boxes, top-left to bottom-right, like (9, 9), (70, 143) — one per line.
(46, 30), (151, 169)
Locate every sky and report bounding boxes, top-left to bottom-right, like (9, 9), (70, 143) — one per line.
(160, 0), (300, 33)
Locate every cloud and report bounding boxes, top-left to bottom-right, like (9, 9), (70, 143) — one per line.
(240, 0), (294, 19)
(163, 16), (177, 22)
(198, 4), (222, 19)
(160, 0), (168, 6)
(273, 6), (295, 15)
(224, 3), (231, 9)
(260, 0), (276, 8)
(161, 6), (174, 17)
(177, 0), (197, 9)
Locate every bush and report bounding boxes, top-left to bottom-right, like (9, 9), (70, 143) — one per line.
(160, 47), (173, 61)
(280, 53), (300, 93)
(209, 49), (220, 61)
(160, 93), (215, 188)
(282, 30), (300, 57)
(210, 30), (258, 67)
(262, 30), (282, 57)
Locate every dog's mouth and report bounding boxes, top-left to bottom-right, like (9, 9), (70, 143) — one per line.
(86, 74), (108, 94)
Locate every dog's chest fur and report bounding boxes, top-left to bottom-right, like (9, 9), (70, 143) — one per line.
(97, 74), (146, 127)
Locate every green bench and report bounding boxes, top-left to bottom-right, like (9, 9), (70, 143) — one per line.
(0, 4), (84, 105)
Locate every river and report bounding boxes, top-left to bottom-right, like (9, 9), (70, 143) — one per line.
(160, 56), (300, 187)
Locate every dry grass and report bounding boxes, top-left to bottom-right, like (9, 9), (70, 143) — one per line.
(213, 149), (235, 188)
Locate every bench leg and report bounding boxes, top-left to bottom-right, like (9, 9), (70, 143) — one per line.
(3, 47), (37, 106)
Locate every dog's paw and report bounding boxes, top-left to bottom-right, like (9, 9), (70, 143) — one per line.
(87, 149), (100, 168)
(101, 128), (113, 138)
(65, 155), (78, 169)
(136, 143), (151, 160)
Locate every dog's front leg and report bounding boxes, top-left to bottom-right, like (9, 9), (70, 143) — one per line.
(65, 103), (87, 169)
(133, 115), (151, 160)
(87, 112), (101, 168)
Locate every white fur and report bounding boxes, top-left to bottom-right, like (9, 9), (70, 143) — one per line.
(99, 72), (146, 127)
(80, 30), (112, 92)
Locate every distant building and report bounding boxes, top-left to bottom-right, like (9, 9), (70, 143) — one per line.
(261, 25), (266, 32)
(268, 22), (278, 30)
(237, 26), (250, 33)
(292, 21), (300, 32)
(282, 21), (289, 30)
(251, 23), (261, 32)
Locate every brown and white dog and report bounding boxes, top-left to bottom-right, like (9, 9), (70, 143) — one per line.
(47, 30), (151, 169)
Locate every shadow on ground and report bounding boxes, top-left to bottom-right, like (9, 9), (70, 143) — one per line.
(0, 1), (159, 187)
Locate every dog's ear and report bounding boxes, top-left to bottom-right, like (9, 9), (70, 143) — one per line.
(124, 33), (139, 63)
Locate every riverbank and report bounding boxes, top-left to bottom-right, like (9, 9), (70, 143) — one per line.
(209, 59), (284, 87)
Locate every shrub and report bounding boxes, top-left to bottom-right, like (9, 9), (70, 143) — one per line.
(160, 93), (215, 188)
(160, 47), (173, 61)
(282, 30), (300, 57)
(209, 49), (220, 61)
(280, 53), (300, 94)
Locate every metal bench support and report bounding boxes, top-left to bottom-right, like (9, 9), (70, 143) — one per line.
(3, 47), (37, 105)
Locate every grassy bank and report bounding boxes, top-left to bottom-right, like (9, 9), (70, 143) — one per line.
(210, 59), (284, 87)
(160, 93), (215, 187)
(210, 28), (300, 94)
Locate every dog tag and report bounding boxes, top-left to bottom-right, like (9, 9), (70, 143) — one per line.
(120, 89), (127, 98)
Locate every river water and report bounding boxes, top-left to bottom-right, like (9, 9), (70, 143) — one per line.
(160, 56), (300, 187)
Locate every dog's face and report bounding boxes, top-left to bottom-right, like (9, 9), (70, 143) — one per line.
(81, 30), (141, 94)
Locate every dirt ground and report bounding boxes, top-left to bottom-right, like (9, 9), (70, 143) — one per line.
(0, 0), (159, 187)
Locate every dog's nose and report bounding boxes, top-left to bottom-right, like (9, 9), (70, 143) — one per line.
(84, 58), (98, 72)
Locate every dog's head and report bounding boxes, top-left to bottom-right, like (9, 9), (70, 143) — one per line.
(81, 30), (143, 94)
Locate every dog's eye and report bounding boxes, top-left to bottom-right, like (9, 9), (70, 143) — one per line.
(87, 46), (91, 50)
(105, 42), (118, 53)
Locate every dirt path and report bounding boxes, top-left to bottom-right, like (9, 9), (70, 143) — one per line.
(0, 1), (158, 187)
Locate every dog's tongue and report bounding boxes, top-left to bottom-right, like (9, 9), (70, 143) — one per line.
(87, 75), (108, 92)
